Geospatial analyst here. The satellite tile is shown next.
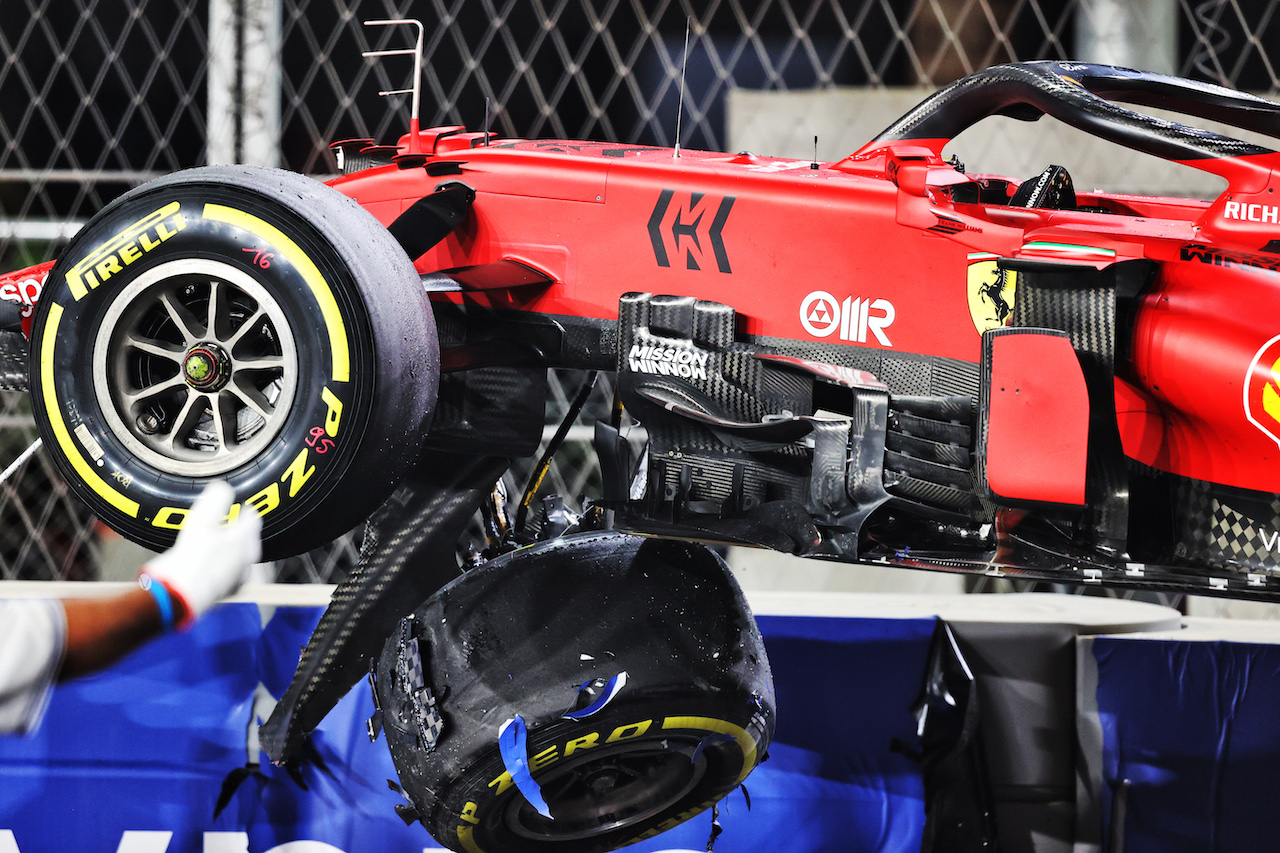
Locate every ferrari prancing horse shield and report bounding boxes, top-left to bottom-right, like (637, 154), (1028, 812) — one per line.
(967, 253), (1017, 334)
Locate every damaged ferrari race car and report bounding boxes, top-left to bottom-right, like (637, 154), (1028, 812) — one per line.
(6, 48), (1280, 850)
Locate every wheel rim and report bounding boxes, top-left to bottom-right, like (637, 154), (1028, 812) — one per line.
(92, 258), (299, 477)
(504, 739), (707, 842)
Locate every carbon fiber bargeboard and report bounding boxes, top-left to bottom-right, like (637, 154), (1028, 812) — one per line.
(0, 332), (28, 392)
(1005, 259), (1144, 550)
(259, 453), (509, 765)
(615, 293), (818, 551)
(611, 293), (993, 556)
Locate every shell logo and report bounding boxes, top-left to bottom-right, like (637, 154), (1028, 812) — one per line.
(1244, 335), (1280, 447)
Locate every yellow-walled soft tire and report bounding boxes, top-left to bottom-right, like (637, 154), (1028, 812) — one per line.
(30, 165), (438, 559)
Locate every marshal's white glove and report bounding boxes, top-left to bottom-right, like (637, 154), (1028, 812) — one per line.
(140, 480), (262, 626)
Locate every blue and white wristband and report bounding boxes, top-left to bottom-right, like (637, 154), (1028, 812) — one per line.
(139, 573), (177, 631)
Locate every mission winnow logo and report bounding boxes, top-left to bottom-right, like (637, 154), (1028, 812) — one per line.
(627, 343), (709, 379)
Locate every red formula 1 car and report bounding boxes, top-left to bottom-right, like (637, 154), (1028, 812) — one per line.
(7, 57), (1280, 851)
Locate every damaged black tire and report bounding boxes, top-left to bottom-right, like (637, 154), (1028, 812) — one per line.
(374, 532), (775, 853)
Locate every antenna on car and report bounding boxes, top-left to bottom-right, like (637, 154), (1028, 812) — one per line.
(673, 16), (691, 159)
(811, 135), (819, 169)
(363, 19), (426, 155)
(483, 96), (492, 147)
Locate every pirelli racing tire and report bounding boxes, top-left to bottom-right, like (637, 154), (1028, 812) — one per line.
(374, 532), (775, 853)
(29, 165), (438, 560)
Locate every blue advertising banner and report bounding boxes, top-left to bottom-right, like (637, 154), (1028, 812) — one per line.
(1092, 635), (1280, 853)
(0, 603), (934, 853)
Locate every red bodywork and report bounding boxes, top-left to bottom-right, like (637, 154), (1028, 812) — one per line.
(0, 259), (53, 338)
(326, 128), (1280, 497)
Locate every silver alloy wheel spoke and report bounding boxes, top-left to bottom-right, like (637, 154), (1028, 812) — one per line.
(158, 291), (204, 342)
(122, 374), (187, 407)
(207, 279), (222, 340)
(210, 393), (236, 452)
(165, 391), (207, 452)
(224, 305), (267, 352)
(123, 333), (185, 362)
(228, 380), (273, 419)
(234, 355), (285, 372)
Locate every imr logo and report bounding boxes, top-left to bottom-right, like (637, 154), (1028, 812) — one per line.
(1224, 201), (1280, 223)
(799, 291), (895, 346)
(1244, 334), (1280, 447)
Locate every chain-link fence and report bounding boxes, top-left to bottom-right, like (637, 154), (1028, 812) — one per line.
(1, 0), (1277, 582)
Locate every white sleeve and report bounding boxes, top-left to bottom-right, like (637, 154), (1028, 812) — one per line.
(0, 599), (67, 735)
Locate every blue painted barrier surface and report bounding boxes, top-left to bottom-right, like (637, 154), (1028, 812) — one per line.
(1092, 636), (1280, 853)
(0, 603), (934, 852)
